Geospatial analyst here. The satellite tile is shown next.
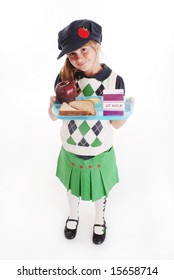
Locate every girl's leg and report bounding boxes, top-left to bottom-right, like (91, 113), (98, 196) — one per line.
(66, 190), (80, 229)
(94, 197), (107, 234)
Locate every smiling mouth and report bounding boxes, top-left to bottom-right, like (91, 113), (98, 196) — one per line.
(77, 61), (87, 67)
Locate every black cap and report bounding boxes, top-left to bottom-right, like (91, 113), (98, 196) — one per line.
(57, 19), (102, 59)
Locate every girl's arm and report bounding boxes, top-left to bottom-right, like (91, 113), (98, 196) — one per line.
(110, 118), (128, 129)
(111, 97), (135, 129)
(48, 96), (58, 121)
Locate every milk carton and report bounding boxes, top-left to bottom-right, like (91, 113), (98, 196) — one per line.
(103, 89), (125, 116)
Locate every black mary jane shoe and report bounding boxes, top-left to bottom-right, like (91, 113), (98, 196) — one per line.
(64, 218), (79, 240)
(92, 222), (107, 245)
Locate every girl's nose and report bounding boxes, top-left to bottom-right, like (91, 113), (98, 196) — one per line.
(77, 56), (83, 61)
(76, 52), (83, 60)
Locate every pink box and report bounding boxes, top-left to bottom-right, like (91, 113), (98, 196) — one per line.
(103, 89), (125, 116)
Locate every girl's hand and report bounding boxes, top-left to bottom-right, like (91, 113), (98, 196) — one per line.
(128, 97), (135, 110)
(111, 97), (135, 129)
(48, 95), (57, 121)
(50, 95), (57, 106)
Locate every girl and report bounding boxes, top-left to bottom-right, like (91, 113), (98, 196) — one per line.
(48, 19), (134, 245)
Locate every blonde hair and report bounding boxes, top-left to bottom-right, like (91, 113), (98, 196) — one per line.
(59, 40), (100, 82)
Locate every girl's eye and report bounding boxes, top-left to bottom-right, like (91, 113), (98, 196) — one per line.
(81, 48), (87, 53)
(68, 53), (75, 58)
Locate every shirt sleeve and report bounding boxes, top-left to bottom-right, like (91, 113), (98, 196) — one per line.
(115, 75), (125, 94)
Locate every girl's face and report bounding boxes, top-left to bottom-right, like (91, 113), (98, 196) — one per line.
(67, 44), (101, 76)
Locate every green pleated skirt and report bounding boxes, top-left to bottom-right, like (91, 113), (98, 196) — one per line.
(56, 146), (119, 201)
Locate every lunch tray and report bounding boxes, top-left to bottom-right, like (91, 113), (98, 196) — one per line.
(52, 96), (133, 120)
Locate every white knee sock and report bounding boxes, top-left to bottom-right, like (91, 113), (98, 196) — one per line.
(94, 197), (107, 234)
(66, 191), (80, 229)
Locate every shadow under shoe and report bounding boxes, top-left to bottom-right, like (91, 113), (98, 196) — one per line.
(92, 221), (106, 245)
(64, 218), (79, 239)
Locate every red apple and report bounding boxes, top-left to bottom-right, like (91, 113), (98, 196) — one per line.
(78, 27), (90, 39)
(55, 81), (77, 103)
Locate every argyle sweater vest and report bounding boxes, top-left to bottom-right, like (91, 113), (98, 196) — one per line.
(56, 66), (125, 156)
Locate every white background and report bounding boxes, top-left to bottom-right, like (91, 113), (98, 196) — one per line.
(0, 0), (174, 261)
